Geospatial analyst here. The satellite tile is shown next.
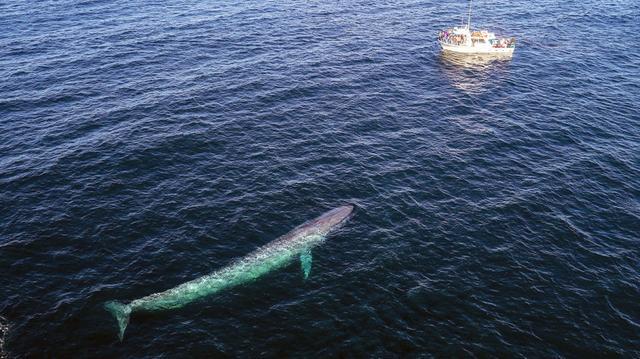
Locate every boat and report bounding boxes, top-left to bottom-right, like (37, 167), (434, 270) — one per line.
(437, 0), (516, 55)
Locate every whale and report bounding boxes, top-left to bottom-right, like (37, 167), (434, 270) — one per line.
(105, 204), (354, 340)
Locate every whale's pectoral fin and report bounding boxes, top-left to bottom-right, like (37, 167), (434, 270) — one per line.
(300, 250), (312, 280)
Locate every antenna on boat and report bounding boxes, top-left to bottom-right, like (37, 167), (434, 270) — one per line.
(467, 0), (472, 29)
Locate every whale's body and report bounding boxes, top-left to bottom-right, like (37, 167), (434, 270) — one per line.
(105, 205), (354, 340)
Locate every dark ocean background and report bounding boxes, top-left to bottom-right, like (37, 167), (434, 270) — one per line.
(1, 0), (639, 356)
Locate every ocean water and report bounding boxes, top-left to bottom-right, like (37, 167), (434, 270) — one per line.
(1, 0), (639, 356)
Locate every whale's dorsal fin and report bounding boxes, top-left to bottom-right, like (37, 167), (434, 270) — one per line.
(300, 249), (312, 279)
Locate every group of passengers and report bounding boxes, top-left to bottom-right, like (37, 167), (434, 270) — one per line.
(490, 38), (516, 48)
(438, 29), (516, 48)
(438, 30), (466, 45)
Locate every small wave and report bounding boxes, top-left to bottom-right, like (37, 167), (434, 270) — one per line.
(455, 119), (493, 134)
(0, 316), (8, 359)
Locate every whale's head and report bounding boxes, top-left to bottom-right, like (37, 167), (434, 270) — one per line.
(289, 204), (355, 246)
(311, 204), (355, 235)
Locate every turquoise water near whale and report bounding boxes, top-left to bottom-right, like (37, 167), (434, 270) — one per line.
(1, 0), (639, 356)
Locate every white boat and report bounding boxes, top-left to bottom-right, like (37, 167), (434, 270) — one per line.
(437, 0), (515, 55)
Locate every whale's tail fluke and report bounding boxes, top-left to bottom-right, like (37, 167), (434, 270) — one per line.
(104, 301), (131, 341)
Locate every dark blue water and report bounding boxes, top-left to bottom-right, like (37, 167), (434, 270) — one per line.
(2, 0), (639, 356)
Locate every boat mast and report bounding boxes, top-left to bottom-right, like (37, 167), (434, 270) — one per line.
(467, 0), (472, 29)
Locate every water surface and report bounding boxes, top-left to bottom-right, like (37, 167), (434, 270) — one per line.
(1, 0), (639, 356)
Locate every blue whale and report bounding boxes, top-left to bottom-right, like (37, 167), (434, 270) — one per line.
(105, 204), (354, 340)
